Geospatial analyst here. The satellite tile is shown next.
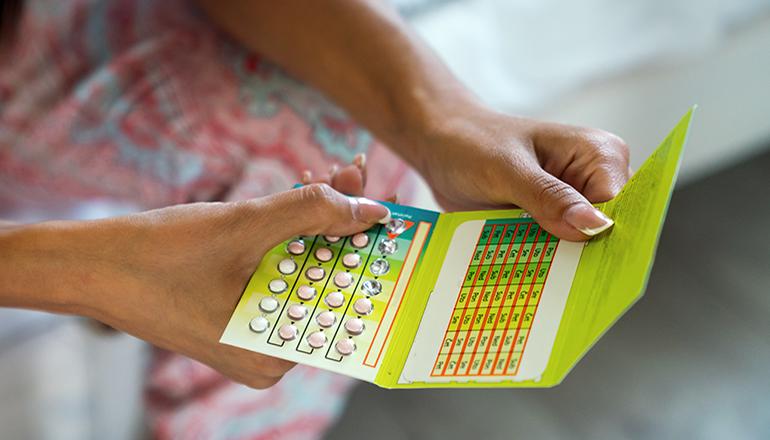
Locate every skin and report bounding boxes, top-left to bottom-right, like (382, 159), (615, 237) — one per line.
(0, 165), (380, 389)
(1, 0), (631, 388)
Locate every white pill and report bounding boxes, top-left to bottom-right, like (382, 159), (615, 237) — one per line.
(249, 317), (269, 333)
(335, 339), (356, 356)
(351, 233), (369, 248)
(342, 253), (362, 269)
(287, 304), (308, 321)
(378, 238), (397, 255)
(315, 247), (333, 262)
(306, 266), (326, 281)
(296, 285), (317, 301)
(278, 258), (297, 275)
(353, 298), (373, 316)
(268, 278), (288, 294)
(369, 258), (390, 276)
(324, 235), (341, 243)
(278, 324), (298, 341)
(334, 272), (354, 289)
(361, 279), (382, 296)
(386, 218), (407, 235)
(325, 291), (345, 308)
(259, 296), (279, 313)
(286, 239), (305, 255)
(344, 318), (365, 335)
(307, 331), (327, 349)
(316, 311), (337, 328)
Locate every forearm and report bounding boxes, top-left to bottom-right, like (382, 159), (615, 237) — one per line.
(196, 0), (482, 172)
(0, 221), (126, 317)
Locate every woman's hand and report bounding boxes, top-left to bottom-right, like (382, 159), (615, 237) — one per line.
(411, 106), (630, 241)
(1, 180), (389, 389)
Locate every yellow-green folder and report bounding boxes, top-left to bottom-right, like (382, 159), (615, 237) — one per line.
(221, 108), (695, 389)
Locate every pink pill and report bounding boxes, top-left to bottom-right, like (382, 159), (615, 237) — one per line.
(344, 318), (365, 335)
(335, 339), (356, 356)
(307, 331), (327, 349)
(286, 239), (305, 255)
(334, 272), (354, 289)
(287, 304), (307, 321)
(296, 285), (317, 301)
(324, 235), (341, 244)
(351, 233), (369, 248)
(342, 253), (362, 269)
(325, 291), (345, 308)
(316, 311), (337, 328)
(278, 324), (297, 341)
(306, 266), (326, 281)
(353, 298), (373, 316)
(315, 247), (333, 262)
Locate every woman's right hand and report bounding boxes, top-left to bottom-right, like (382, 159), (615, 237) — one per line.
(2, 181), (389, 389)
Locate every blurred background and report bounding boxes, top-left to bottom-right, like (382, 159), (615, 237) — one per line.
(1, 0), (769, 438)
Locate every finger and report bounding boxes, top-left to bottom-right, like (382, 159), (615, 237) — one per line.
(330, 164), (365, 196)
(512, 163), (614, 242)
(353, 153), (368, 187)
(262, 184), (391, 245)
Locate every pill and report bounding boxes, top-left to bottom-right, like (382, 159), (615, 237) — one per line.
(315, 247), (333, 262)
(351, 233), (369, 248)
(353, 298), (373, 315)
(361, 279), (382, 296)
(335, 339), (356, 356)
(378, 238), (397, 255)
(278, 324), (298, 341)
(306, 266), (326, 281)
(369, 258), (390, 276)
(316, 311), (337, 328)
(249, 317), (269, 333)
(268, 278), (288, 294)
(287, 304), (308, 321)
(386, 218), (407, 235)
(259, 296), (279, 313)
(334, 272), (354, 289)
(344, 318), (365, 335)
(324, 235), (341, 243)
(307, 331), (327, 349)
(286, 239), (305, 255)
(342, 253), (362, 269)
(296, 285), (317, 301)
(325, 291), (345, 308)
(278, 258), (297, 275)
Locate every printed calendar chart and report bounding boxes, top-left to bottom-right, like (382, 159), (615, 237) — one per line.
(432, 220), (560, 378)
(221, 108), (695, 388)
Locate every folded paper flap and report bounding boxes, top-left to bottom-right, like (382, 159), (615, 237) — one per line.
(545, 108), (695, 384)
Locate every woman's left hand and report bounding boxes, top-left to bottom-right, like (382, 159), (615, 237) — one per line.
(410, 105), (631, 241)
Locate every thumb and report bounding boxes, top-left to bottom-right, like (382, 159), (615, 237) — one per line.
(265, 184), (391, 241)
(514, 168), (614, 241)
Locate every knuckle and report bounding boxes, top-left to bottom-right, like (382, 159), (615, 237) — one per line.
(532, 174), (575, 210)
(587, 130), (630, 165)
(301, 183), (338, 212)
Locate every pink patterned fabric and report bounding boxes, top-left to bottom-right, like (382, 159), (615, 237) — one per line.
(1, 0), (414, 438)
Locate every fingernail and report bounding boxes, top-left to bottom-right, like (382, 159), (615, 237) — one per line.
(301, 170), (312, 184)
(353, 153), (366, 171)
(563, 203), (614, 236)
(350, 197), (391, 224)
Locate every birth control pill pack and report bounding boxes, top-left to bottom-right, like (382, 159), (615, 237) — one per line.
(221, 110), (694, 388)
